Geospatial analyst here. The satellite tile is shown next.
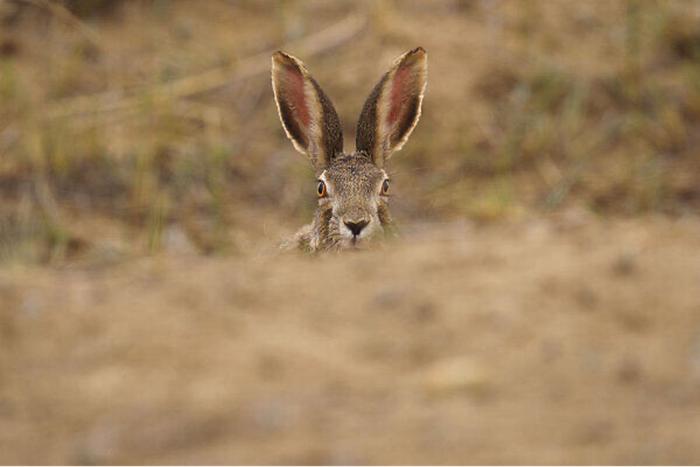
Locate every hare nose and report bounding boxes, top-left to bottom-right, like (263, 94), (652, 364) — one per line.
(344, 219), (369, 237)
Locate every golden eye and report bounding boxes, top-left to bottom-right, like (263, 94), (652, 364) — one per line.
(317, 180), (327, 197)
(381, 179), (390, 195)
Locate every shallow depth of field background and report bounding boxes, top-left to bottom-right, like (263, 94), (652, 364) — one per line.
(1, 0), (700, 464)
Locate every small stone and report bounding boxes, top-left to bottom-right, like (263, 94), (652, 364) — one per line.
(616, 358), (642, 384)
(413, 301), (437, 323)
(162, 225), (197, 255)
(611, 253), (638, 277)
(370, 287), (404, 310)
(421, 356), (491, 398)
(573, 419), (614, 446)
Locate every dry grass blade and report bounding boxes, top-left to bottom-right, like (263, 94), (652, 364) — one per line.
(45, 12), (368, 120)
(13, 0), (105, 49)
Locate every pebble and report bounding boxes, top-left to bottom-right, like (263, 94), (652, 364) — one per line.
(611, 252), (638, 277)
(420, 356), (491, 398)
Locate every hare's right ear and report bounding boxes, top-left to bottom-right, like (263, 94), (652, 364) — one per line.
(356, 47), (427, 168)
(271, 52), (343, 171)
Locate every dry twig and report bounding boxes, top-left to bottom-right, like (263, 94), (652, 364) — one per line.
(46, 12), (368, 121)
(13, 0), (106, 50)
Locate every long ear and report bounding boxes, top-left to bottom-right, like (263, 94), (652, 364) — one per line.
(271, 51), (343, 171)
(355, 47), (427, 168)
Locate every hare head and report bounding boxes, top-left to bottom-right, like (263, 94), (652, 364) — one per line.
(272, 47), (427, 252)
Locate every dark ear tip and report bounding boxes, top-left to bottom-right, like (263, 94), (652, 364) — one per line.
(398, 47), (427, 68)
(272, 51), (296, 67)
(409, 47), (426, 57)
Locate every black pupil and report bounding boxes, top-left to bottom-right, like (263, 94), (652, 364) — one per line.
(382, 180), (389, 193)
(318, 181), (324, 195)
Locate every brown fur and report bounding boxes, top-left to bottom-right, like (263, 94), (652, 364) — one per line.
(272, 48), (427, 252)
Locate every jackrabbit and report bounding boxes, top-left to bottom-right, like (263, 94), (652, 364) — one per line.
(271, 47), (427, 252)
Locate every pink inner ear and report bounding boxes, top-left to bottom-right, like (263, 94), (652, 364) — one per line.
(284, 65), (311, 128)
(388, 65), (411, 126)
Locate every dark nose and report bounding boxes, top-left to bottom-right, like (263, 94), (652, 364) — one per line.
(344, 219), (369, 237)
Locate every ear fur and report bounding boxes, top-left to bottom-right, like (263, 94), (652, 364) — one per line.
(271, 51), (343, 171)
(355, 47), (427, 168)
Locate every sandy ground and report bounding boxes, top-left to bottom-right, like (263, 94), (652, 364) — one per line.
(1, 216), (700, 465)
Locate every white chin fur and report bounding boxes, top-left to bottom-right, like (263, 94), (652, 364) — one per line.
(336, 219), (383, 250)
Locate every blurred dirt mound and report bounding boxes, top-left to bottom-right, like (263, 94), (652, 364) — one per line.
(1, 218), (700, 464)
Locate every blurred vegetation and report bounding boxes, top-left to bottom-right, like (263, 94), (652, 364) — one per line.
(0, 0), (698, 264)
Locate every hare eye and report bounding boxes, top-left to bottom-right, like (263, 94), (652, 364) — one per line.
(317, 180), (327, 197)
(381, 179), (390, 195)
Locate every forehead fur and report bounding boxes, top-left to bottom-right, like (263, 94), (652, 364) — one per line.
(324, 153), (385, 191)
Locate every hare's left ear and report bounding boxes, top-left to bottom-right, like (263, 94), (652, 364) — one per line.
(355, 47), (427, 168)
(271, 51), (343, 172)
